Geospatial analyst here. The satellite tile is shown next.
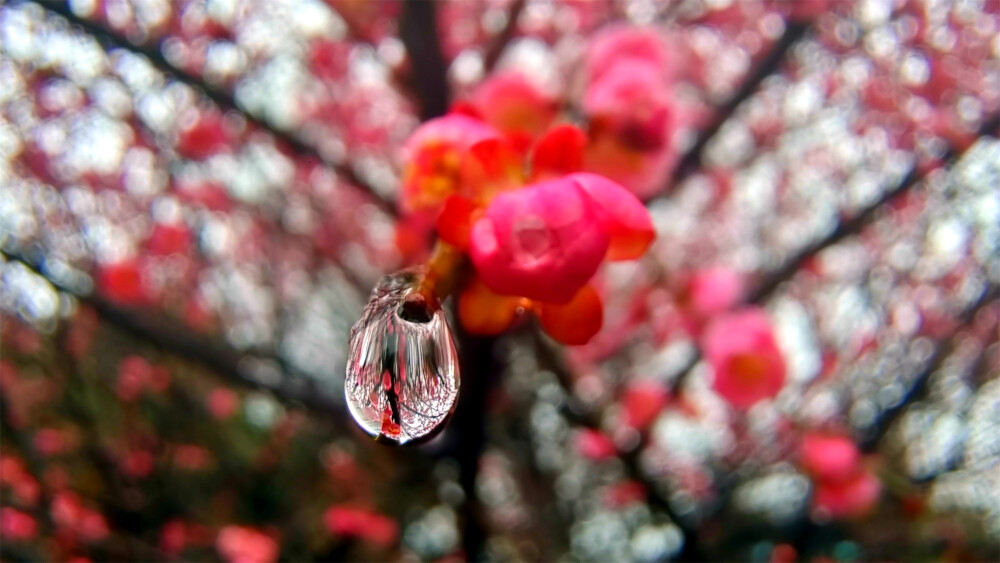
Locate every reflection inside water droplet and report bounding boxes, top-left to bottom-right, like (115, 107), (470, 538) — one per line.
(345, 270), (460, 445)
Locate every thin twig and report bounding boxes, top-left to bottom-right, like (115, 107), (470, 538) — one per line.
(483, 0), (526, 74)
(861, 282), (999, 452)
(28, 0), (397, 217)
(1, 248), (343, 416)
(645, 20), (812, 203)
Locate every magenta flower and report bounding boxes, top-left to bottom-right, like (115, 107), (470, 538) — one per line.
(813, 470), (882, 520)
(469, 71), (559, 152)
(400, 114), (507, 212)
(468, 177), (609, 304)
(468, 173), (653, 304)
(586, 25), (671, 85)
(701, 308), (786, 409)
(800, 433), (862, 484)
(584, 60), (675, 152)
(216, 526), (278, 563)
(324, 506), (398, 547)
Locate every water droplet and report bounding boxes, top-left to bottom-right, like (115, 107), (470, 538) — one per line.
(345, 270), (460, 445)
(511, 215), (552, 264)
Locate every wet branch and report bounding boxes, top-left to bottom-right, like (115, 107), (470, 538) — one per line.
(483, 0), (526, 74)
(647, 20), (812, 201)
(1, 249), (343, 416)
(861, 282), (1000, 452)
(30, 0), (396, 217)
(399, 0), (451, 120)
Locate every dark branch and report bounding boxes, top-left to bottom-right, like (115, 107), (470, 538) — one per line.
(399, 1), (451, 120)
(1, 248), (343, 416)
(861, 282), (999, 452)
(483, 0), (526, 74)
(30, 0), (397, 217)
(747, 112), (1000, 304)
(645, 20), (812, 203)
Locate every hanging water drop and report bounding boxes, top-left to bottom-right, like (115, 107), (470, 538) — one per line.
(345, 270), (460, 445)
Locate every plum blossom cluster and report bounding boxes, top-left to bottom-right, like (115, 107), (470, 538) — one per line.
(402, 111), (655, 345)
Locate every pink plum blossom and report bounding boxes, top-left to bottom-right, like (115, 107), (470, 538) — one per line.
(702, 308), (786, 409)
(813, 469), (882, 520)
(470, 71), (559, 152)
(468, 173), (653, 304)
(800, 432), (862, 484)
(586, 25), (671, 85)
(468, 177), (610, 304)
(216, 526), (278, 563)
(400, 114), (507, 212)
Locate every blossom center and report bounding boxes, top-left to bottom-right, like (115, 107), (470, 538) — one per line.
(727, 353), (768, 386)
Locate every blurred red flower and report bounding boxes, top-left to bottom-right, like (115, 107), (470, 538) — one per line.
(216, 525), (278, 563)
(324, 505), (398, 547)
(702, 308), (786, 409)
(0, 507), (38, 541)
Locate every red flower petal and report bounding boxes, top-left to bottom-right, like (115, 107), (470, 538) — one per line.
(460, 138), (524, 203)
(530, 124), (587, 181)
(538, 284), (603, 345)
(469, 178), (609, 304)
(572, 173), (655, 261)
(436, 195), (479, 250)
(458, 277), (523, 336)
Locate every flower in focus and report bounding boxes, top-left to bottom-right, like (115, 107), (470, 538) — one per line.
(400, 114), (512, 213)
(406, 112), (655, 345)
(701, 308), (786, 409)
(469, 71), (559, 153)
(458, 171), (653, 344)
(467, 176), (610, 303)
(216, 525), (278, 563)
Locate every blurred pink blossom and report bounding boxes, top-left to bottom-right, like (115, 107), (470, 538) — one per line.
(469, 71), (559, 153)
(574, 428), (618, 461)
(324, 505), (398, 547)
(800, 433), (862, 484)
(813, 469), (882, 520)
(0, 507), (38, 541)
(207, 387), (240, 420)
(702, 308), (786, 409)
(216, 525), (278, 563)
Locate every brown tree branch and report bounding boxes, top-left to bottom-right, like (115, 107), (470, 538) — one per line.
(30, 0), (397, 217)
(399, 0), (451, 120)
(1, 248), (344, 416)
(483, 0), (526, 74)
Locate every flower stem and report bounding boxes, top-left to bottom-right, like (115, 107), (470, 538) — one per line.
(416, 241), (469, 304)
